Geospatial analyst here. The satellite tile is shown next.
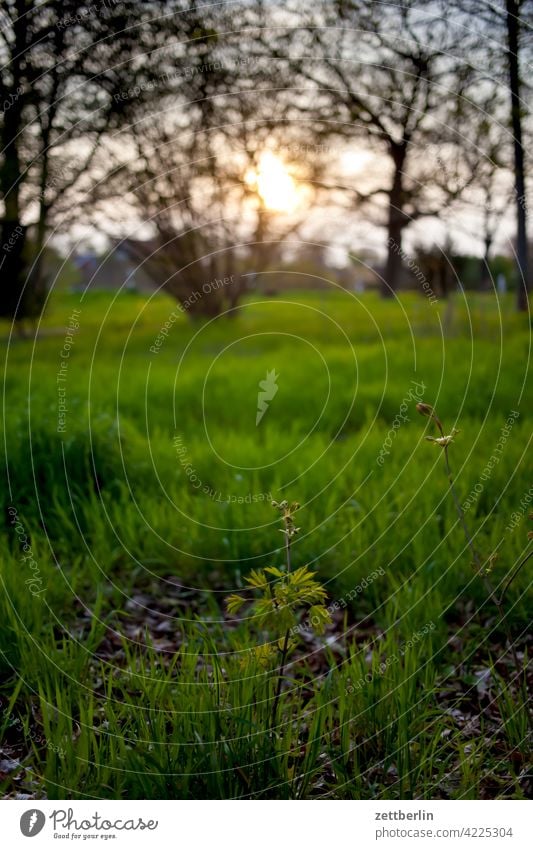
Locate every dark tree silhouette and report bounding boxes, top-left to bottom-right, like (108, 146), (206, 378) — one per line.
(505, 0), (530, 310)
(0, 1), (206, 322)
(237, 0), (486, 296)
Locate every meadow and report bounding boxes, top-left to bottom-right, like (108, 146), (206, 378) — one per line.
(0, 287), (531, 799)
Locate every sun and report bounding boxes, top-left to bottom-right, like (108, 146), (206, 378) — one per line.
(247, 152), (299, 213)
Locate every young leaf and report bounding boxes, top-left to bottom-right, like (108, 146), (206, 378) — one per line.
(226, 594), (246, 616)
(264, 566), (285, 578)
(307, 605), (332, 635)
(245, 568), (269, 590)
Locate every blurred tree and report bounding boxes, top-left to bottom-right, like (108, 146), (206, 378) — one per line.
(0, 0), (206, 323)
(453, 0), (532, 309)
(412, 238), (457, 298)
(445, 107), (514, 291)
(90, 50), (327, 317)
(238, 0), (488, 297)
(505, 0), (531, 310)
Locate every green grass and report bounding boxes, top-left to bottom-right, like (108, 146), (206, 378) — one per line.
(0, 287), (531, 799)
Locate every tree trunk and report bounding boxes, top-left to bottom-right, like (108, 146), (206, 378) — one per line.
(0, 4), (31, 321)
(0, 104), (28, 320)
(506, 0), (529, 311)
(29, 118), (55, 312)
(25, 208), (49, 317)
(383, 148), (407, 297)
(0, 222), (27, 319)
(480, 234), (492, 291)
(384, 217), (404, 297)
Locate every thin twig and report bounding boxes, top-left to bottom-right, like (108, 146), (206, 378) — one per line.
(499, 549), (533, 605)
(285, 523), (292, 573)
(271, 628), (290, 730)
(422, 405), (523, 682)
(443, 445), (482, 570)
(445, 445), (522, 677)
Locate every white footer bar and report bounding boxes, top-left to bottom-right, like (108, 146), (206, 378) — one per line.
(2, 799), (531, 848)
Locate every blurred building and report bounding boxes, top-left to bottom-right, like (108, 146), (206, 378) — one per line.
(72, 241), (159, 293)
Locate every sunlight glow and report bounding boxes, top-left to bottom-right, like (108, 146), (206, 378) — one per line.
(248, 152), (299, 213)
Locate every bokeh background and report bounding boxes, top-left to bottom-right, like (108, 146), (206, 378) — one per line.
(0, 0), (531, 801)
